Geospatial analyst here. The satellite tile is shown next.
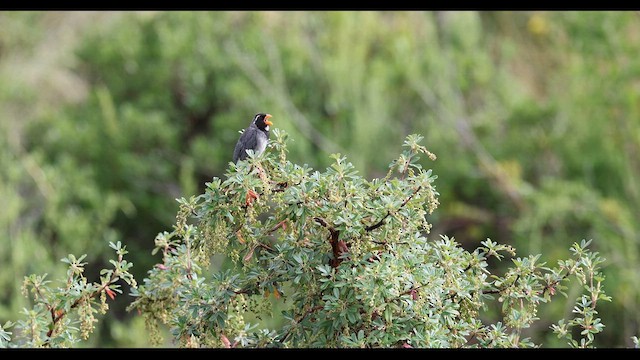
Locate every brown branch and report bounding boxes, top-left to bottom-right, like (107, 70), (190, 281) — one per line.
(365, 186), (422, 232)
(271, 181), (289, 193)
(256, 241), (276, 253)
(279, 304), (324, 344)
(400, 156), (411, 180)
(233, 287), (255, 295)
(185, 235), (193, 280)
(541, 270), (573, 298)
(399, 284), (425, 297)
(462, 329), (480, 347)
(232, 274), (291, 297)
(268, 220), (287, 234)
(32, 283), (53, 313)
(480, 274), (521, 297)
(466, 265), (572, 303)
(313, 217), (345, 268)
(244, 220), (288, 255)
(313, 187), (423, 267)
(313, 217), (334, 235)
(45, 271), (118, 340)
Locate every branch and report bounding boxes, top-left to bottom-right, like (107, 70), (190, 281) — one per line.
(45, 271), (118, 340)
(399, 284), (425, 297)
(313, 217), (338, 239)
(271, 181), (289, 193)
(279, 304), (324, 344)
(268, 220), (287, 234)
(541, 263), (578, 298)
(256, 241), (276, 253)
(313, 217), (346, 268)
(365, 186), (422, 232)
(185, 235), (193, 281)
(481, 275), (521, 296)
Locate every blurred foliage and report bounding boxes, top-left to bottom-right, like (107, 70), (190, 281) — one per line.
(0, 10), (639, 347)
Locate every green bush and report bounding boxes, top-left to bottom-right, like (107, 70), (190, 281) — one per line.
(128, 132), (611, 348)
(0, 242), (135, 347)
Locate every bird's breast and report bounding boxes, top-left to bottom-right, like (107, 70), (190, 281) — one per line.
(255, 131), (268, 156)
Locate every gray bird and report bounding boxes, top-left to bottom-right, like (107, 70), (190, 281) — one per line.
(233, 113), (273, 163)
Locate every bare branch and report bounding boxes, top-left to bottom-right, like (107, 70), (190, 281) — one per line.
(365, 186), (422, 232)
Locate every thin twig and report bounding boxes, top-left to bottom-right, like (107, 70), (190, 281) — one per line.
(45, 271), (118, 340)
(279, 305), (324, 344)
(256, 241), (276, 253)
(365, 186), (422, 232)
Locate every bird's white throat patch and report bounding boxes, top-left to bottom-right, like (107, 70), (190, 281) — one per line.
(255, 134), (268, 156)
(264, 125), (270, 131)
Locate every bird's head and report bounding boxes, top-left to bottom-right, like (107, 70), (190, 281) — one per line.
(254, 113), (273, 131)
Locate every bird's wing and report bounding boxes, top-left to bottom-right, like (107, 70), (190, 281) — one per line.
(233, 126), (259, 162)
(232, 139), (244, 163)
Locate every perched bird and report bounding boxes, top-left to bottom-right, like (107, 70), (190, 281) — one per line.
(233, 113), (273, 163)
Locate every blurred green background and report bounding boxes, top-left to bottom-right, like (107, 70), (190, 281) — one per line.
(0, 11), (639, 347)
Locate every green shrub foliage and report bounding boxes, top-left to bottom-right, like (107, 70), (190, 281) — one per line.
(0, 242), (136, 347)
(128, 132), (610, 348)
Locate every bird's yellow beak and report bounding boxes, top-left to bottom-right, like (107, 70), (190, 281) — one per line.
(265, 114), (273, 126)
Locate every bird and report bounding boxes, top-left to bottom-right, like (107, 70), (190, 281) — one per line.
(233, 113), (273, 163)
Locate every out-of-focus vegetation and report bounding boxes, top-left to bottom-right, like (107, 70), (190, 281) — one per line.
(0, 11), (638, 347)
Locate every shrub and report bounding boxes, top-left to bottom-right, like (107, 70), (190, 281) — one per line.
(0, 242), (135, 347)
(128, 131), (611, 348)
